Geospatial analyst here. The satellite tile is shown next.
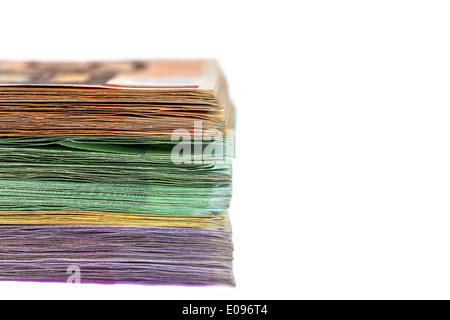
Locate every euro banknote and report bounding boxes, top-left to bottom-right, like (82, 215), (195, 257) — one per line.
(0, 59), (236, 286)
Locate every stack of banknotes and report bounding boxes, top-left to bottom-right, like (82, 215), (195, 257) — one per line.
(0, 60), (235, 286)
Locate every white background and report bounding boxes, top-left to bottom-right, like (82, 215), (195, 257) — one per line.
(1, 0), (450, 299)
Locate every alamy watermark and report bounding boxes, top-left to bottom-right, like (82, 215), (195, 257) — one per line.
(171, 121), (235, 165)
(67, 265), (81, 284)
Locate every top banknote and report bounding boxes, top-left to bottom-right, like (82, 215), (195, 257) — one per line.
(0, 60), (220, 89)
(0, 60), (234, 137)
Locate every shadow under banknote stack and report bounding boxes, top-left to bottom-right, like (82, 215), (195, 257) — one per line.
(0, 60), (235, 286)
